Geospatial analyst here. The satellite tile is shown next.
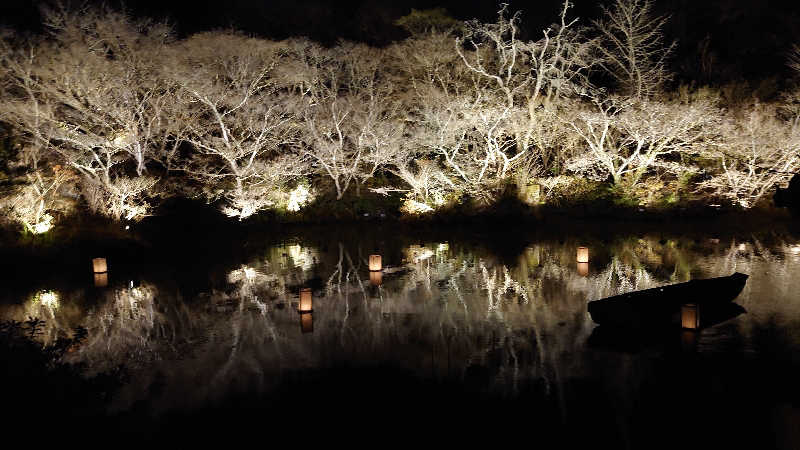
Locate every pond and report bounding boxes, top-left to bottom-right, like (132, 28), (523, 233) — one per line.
(3, 223), (800, 447)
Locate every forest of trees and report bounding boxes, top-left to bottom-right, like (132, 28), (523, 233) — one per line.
(1, 0), (799, 233)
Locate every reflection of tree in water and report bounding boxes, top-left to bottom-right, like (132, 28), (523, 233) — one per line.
(4, 235), (799, 417)
(696, 237), (800, 340)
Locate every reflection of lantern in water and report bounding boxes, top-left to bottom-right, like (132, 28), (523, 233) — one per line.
(370, 270), (383, 286)
(577, 262), (589, 277)
(92, 257), (107, 273)
(576, 247), (589, 263)
(681, 329), (697, 352)
(301, 313), (313, 333)
(529, 246), (541, 267)
(299, 288), (313, 312)
(369, 254), (382, 272)
(681, 304), (699, 329)
(94, 273), (108, 287)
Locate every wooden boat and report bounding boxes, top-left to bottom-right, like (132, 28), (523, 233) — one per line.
(587, 272), (748, 328)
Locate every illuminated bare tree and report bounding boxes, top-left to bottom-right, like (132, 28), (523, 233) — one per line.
(387, 32), (472, 203)
(564, 97), (630, 183)
(0, 47), (76, 232)
(0, 6), (173, 220)
(0, 159), (76, 234)
(455, 2), (597, 178)
(392, 34), (511, 200)
(300, 96), (362, 200)
(409, 87), (486, 197)
(567, 97), (717, 189)
(388, 13), (596, 203)
(615, 98), (717, 185)
(169, 33), (307, 217)
(290, 41), (403, 199)
(593, 0), (675, 98)
(788, 44), (800, 76)
(698, 103), (800, 208)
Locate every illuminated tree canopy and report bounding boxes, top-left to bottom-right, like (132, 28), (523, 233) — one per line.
(1, 1), (799, 231)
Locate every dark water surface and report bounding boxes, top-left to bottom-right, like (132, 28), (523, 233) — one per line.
(3, 224), (800, 447)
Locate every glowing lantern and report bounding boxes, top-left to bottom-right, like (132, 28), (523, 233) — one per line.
(92, 258), (108, 273)
(298, 288), (313, 313)
(577, 262), (589, 277)
(681, 304), (699, 330)
(370, 270), (383, 286)
(94, 273), (108, 287)
(369, 254), (382, 272)
(576, 247), (589, 263)
(301, 313), (313, 333)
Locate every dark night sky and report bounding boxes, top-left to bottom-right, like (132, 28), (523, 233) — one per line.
(2, 0), (800, 84)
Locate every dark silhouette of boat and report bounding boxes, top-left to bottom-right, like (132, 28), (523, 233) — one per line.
(587, 302), (747, 353)
(587, 272), (748, 328)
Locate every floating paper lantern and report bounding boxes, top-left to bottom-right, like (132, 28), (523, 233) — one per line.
(92, 257), (107, 274)
(298, 288), (313, 312)
(301, 313), (313, 333)
(369, 254), (382, 271)
(370, 270), (383, 286)
(94, 273), (108, 287)
(576, 247), (589, 263)
(681, 304), (699, 329)
(577, 262), (589, 277)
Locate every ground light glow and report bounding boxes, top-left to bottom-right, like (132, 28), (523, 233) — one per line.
(401, 199), (434, 215)
(33, 290), (59, 309)
(287, 185), (311, 212)
(31, 214), (54, 234)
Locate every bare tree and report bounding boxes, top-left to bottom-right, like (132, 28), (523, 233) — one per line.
(0, 6), (173, 220)
(169, 33), (307, 218)
(455, 1), (597, 179)
(0, 35), (76, 232)
(698, 103), (800, 208)
(0, 159), (76, 234)
(291, 41), (402, 199)
(299, 95), (362, 200)
(788, 44), (800, 76)
(567, 97), (717, 189)
(386, 32), (472, 202)
(565, 97), (630, 183)
(593, 0), (675, 98)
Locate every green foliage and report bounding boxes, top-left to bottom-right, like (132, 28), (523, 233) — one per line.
(544, 177), (614, 207)
(394, 8), (461, 35)
(269, 175), (405, 223)
(606, 183), (642, 208)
